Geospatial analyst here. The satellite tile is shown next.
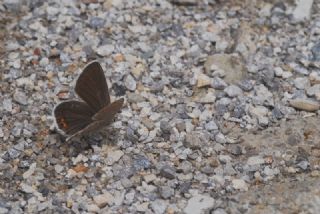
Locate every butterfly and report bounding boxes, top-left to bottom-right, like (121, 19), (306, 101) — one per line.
(53, 61), (124, 142)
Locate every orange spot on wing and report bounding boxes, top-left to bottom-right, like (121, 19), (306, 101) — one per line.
(58, 117), (69, 130)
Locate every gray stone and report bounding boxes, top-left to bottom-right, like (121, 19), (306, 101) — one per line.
(238, 79), (254, 91)
(294, 77), (310, 90)
(258, 116), (269, 126)
(113, 190), (125, 206)
(215, 97), (231, 115)
(306, 84), (320, 97)
(253, 85), (274, 106)
(141, 117), (155, 130)
(60, 53), (71, 64)
(20, 183), (34, 193)
(249, 105), (268, 118)
(4, 0), (21, 12)
(184, 131), (210, 149)
(143, 174), (156, 183)
(7, 148), (21, 159)
(150, 199), (168, 214)
(218, 155), (232, 164)
(133, 155), (151, 170)
(150, 81), (165, 92)
(160, 166), (176, 179)
(215, 132), (227, 144)
(159, 186), (174, 199)
(311, 42), (320, 61)
(106, 150), (124, 166)
(135, 202), (150, 212)
(274, 67), (284, 77)
(211, 77), (227, 90)
(124, 74), (137, 91)
(0, 207), (9, 214)
(96, 44), (114, 56)
(296, 160), (309, 170)
(184, 194), (215, 214)
(224, 163), (237, 175)
(126, 127), (139, 142)
(263, 166), (280, 177)
(287, 133), (302, 145)
(179, 182), (192, 193)
(292, 0), (313, 21)
(39, 57), (49, 66)
(212, 208), (228, 214)
(124, 191), (135, 205)
(112, 164), (135, 179)
(171, 0), (198, 6)
(3, 99), (12, 112)
(0, 128), (4, 138)
(89, 17), (105, 28)
(247, 156), (265, 165)
(12, 124), (23, 137)
(54, 165), (64, 174)
(232, 178), (248, 191)
(160, 120), (171, 134)
(9, 68), (22, 79)
(205, 120), (218, 131)
(23, 163), (36, 179)
(121, 178), (133, 188)
(127, 93), (146, 103)
(179, 161), (193, 174)
(291, 63), (309, 75)
(13, 90), (28, 105)
(93, 192), (114, 208)
(229, 145), (242, 155)
(224, 85), (243, 97)
(201, 165), (214, 175)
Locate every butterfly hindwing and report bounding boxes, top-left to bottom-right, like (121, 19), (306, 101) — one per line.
(92, 98), (124, 122)
(54, 101), (94, 135)
(75, 61), (111, 112)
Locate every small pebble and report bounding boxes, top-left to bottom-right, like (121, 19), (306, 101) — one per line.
(93, 193), (114, 208)
(289, 99), (320, 112)
(184, 195), (215, 214)
(13, 90), (28, 105)
(124, 74), (137, 91)
(232, 179), (248, 191)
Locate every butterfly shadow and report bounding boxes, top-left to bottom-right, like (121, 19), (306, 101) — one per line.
(48, 126), (121, 159)
(68, 128), (121, 153)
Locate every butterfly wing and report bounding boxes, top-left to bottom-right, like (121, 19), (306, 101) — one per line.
(66, 98), (124, 142)
(75, 61), (111, 112)
(65, 120), (107, 142)
(92, 98), (124, 122)
(53, 101), (95, 135)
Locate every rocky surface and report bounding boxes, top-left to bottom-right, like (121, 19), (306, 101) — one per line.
(1, 0), (320, 213)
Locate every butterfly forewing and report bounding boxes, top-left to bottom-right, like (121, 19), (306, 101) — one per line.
(54, 101), (95, 135)
(75, 61), (111, 112)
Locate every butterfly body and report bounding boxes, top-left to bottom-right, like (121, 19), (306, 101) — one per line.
(53, 61), (124, 141)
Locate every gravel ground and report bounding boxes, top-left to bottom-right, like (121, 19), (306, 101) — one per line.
(1, 0), (320, 213)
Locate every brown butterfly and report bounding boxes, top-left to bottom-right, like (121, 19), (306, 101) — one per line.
(53, 61), (124, 141)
